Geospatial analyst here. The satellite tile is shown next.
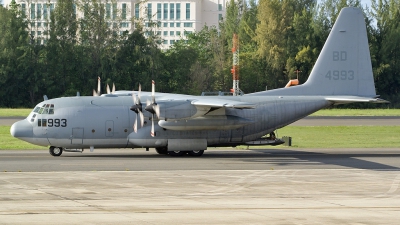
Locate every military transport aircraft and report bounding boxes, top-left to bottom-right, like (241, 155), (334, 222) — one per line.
(10, 7), (387, 157)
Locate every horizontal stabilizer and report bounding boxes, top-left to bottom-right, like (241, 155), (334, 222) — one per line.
(325, 96), (390, 105)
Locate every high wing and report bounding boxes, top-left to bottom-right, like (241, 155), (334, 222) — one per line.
(191, 98), (255, 109)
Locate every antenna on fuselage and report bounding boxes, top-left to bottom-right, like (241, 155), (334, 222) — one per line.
(43, 95), (48, 100)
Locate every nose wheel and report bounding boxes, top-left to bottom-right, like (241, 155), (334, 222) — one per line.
(49, 146), (63, 157)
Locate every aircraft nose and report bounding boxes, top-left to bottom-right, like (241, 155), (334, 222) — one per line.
(10, 119), (33, 138)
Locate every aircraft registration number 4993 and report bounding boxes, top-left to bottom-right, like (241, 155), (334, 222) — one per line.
(325, 70), (354, 80)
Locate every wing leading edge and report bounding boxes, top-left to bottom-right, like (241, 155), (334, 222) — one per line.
(191, 99), (256, 109)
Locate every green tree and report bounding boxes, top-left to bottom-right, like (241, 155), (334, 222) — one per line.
(0, 0), (30, 107)
(370, 0), (400, 103)
(45, 0), (79, 97)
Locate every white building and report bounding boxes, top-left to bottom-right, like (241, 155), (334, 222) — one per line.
(3, 0), (228, 49)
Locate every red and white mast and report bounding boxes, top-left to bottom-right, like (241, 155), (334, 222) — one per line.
(231, 33), (240, 96)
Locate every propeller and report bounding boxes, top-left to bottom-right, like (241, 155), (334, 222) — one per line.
(93, 76), (101, 96)
(130, 84), (144, 133)
(106, 83), (116, 94)
(106, 84), (111, 94)
(145, 80), (160, 137)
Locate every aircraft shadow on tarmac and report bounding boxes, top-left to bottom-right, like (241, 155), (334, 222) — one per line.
(245, 149), (400, 171)
(65, 149), (400, 171)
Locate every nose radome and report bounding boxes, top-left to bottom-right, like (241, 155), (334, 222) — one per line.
(10, 119), (33, 138)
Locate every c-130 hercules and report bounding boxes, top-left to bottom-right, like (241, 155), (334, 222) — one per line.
(11, 7), (387, 157)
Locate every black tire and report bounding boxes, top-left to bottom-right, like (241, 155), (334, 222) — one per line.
(155, 147), (168, 155)
(168, 151), (185, 157)
(49, 146), (63, 157)
(187, 150), (204, 157)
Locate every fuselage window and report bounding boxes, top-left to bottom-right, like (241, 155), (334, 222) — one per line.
(38, 119), (42, 127)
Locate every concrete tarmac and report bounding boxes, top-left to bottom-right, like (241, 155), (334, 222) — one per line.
(2, 116), (400, 224)
(1, 149), (400, 224)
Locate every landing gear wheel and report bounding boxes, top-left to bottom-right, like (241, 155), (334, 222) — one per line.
(155, 147), (168, 155)
(49, 146), (63, 157)
(187, 150), (204, 157)
(168, 151), (185, 157)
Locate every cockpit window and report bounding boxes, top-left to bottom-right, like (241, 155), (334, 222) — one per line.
(30, 114), (36, 122)
(33, 107), (40, 113)
(35, 104), (55, 114)
(49, 104), (54, 114)
(38, 107), (44, 114)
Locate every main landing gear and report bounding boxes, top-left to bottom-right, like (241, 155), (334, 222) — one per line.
(155, 148), (204, 157)
(49, 146), (63, 157)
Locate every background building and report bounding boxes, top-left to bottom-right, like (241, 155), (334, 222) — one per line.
(2, 0), (228, 49)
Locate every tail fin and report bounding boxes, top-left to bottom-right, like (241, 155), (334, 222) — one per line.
(250, 7), (377, 97)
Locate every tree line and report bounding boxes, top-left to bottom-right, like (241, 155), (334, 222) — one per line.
(0, 0), (399, 108)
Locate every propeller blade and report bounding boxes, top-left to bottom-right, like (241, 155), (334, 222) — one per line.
(93, 89), (97, 96)
(146, 99), (151, 107)
(138, 83), (141, 99)
(106, 84), (111, 94)
(154, 104), (160, 119)
(139, 111), (144, 128)
(112, 83), (116, 93)
(133, 114), (138, 133)
(97, 76), (101, 95)
(151, 114), (155, 137)
(151, 80), (155, 104)
(133, 92), (137, 105)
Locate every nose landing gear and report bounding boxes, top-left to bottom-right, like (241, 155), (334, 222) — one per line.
(49, 146), (63, 157)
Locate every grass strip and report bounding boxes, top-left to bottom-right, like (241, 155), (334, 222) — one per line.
(276, 126), (400, 148)
(311, 108), (400, 116)
(0, 109), (31, 117)
(0, 126), (45, 150)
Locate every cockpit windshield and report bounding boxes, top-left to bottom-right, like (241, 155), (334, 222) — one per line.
(30, 104), (55, 123)
(33, 104), (55, 115)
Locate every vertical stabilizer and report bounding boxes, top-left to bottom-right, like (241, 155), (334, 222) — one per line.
(303, 7), (376, 96)
(249, 7), (377, 97)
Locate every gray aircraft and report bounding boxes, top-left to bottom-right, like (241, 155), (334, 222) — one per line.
(10, 7), (387, 157)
